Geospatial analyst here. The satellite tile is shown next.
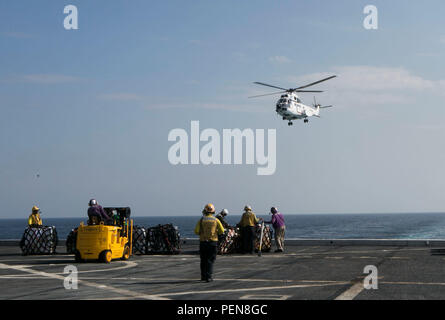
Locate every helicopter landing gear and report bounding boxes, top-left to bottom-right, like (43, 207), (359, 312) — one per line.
(288, 121), (293, 126)
(304, 119), (309, 124)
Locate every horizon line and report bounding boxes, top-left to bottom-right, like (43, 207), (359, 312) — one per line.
(1, 211), (445, 220)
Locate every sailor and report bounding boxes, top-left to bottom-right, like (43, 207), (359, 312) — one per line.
(216, 209), (230, 229)
(264, 207), (286, 252)
(28, 206), (43, 227)
(238, 205), (259, 254)
(87, 199), (111, 224)
(194, 203), (225, 282)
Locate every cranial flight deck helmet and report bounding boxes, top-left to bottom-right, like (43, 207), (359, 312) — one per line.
(204, 203), (215, 214)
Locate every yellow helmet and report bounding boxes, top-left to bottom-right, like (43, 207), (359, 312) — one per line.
(32, 206), (40, 213)
(204, 203), (215, 214)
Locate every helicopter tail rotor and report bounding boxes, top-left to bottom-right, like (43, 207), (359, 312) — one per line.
(312, 96), (320, 108)
(313, 96), (332, 109)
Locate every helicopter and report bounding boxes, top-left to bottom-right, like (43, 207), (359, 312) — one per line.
(250, 75), (337, 126)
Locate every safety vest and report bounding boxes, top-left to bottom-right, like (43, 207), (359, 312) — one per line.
(239, 211), (259, 227)
(194, 214), (225, 242)
(28, 213), (42, 226)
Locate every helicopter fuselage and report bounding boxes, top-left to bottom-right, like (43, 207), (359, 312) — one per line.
(275, 93), (319, 121)
(251, 75), (336, 125)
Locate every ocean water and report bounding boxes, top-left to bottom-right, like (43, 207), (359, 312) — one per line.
(2, 213), (445, 240)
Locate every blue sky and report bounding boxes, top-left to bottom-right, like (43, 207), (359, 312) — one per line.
(1, 0), (445, 218)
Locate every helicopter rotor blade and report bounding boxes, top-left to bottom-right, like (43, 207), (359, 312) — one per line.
(319, 105), (333, 109)
(248, 91), (287, 99)
(293, 75), (337, 90)
(294, 90), (324, 93)
(253, 82), (288, 91)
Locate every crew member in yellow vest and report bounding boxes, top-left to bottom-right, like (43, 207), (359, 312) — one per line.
(238, 205), (259, 254)
(28, 206), (43, 227)
(194, 203), (225, 282)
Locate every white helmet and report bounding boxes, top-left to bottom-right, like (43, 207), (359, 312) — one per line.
(89, 199), (97, 206)
(221, 209), (229, 216)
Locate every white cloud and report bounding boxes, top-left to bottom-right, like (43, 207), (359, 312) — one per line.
(188, 39), (202, 45)
(98, 93), (144, 101)
(97, 91), (263, 112)
(416, 52), (439, 57)
(91, 66), (445, 113)
(145, 101), (265, 113)
(290, 66), (437, 91)
(1, 31), (33, 39)
(269, 56), (292, 64)
(184, 80), (200, 85)
(284, 66), (445, 109)
(18, 74), (80, 84)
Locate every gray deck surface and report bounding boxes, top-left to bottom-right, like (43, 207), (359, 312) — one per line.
(0, 244), (444, 300)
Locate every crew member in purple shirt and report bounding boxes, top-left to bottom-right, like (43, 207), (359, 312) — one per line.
(87, 199), (111, 224)
(264, 207), (286, 253)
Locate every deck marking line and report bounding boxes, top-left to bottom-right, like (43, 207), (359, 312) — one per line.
(292, 248), (428, 257)
(0, 263), (169, 300)
(157, 282), (348, 297)
(240, 294), (291, 300)
(381, 281), (445, 286)
(54, 261), (138, 274)
(335, 282), (364, 300)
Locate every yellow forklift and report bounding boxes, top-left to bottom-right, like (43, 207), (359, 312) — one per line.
(74, 207), (133, 263)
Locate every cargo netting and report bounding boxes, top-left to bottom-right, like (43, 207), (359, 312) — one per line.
(20, 226), (58, 255)
(218, 224), (273, 255)
(254, 225), (273, 252)
(146, 224), (181, 254)
(131, 224), (181, 255)
(132, 225), (147, 255)
(218, 227), (242, 254)
(66, 228), (77, 254)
